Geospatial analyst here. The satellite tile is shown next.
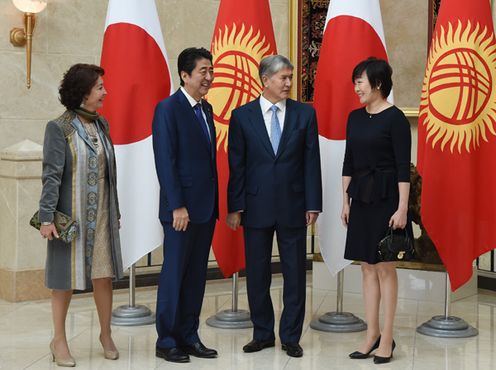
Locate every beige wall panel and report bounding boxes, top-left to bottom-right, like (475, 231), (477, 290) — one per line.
(269, 1), (290, 58)
(0, 269), (15, 301)
(16, 178), (47, 270)
(381, 0), (428, 108)
(0, 1), (24, 51)
(0, 177), (16, 269)
(0, 119), (46, 151)
(44, 0), (107, 56)
(0, 52), (94, 121)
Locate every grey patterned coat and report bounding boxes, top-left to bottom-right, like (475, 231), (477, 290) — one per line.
(39, 110), (123, 290)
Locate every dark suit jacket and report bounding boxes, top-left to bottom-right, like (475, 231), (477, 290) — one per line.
(152, 89), (219, 223)
(227, 98), (322, 228)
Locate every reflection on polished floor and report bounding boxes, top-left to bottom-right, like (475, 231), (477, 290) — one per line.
(1, 274), (495, 370)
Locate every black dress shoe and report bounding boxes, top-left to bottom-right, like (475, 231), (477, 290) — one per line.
(373, 339), (396, 364)
(156, 347), (190, 363)
(282, 343), (303, 358)
(243, 339), (275, 353)
(182, 342), (218, 358)
(349, 336), (381, 359)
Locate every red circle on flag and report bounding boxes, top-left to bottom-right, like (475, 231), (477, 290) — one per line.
(100, 23), (171, 145)
(313, 16), (388, 141)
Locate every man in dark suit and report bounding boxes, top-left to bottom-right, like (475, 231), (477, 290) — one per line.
(227, 55), (322, 358)
(152, 47), (218, 363)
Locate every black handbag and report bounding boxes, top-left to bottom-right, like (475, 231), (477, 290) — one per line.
(377, 227), (415, 262)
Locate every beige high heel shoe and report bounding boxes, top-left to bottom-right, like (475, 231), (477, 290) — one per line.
(99, 336), (119, 360)
(49, 340), (76, 367)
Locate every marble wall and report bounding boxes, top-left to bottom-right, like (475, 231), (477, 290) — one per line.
(0, 0), (429, 301)
(0, 140), (49, 300)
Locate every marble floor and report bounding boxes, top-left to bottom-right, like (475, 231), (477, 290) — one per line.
(1, 274), (495, 370)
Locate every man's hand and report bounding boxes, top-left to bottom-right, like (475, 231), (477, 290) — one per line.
(172, 207), (190, 231)
(226, 212), (242, 230)
(306, 212), (319, 226)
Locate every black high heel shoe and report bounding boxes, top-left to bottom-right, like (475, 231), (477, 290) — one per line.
(349, 336), (381, 359)
(373, 339), (396, 364)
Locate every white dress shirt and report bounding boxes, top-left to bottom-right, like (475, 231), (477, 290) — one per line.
(259, 94), (286, 138)
(180, 86), (211, 139)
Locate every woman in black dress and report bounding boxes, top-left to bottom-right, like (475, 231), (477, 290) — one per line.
(341, 58), (411, 364)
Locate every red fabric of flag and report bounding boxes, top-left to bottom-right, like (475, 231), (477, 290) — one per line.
(209, 0), (277, 277)
(99, 0), (172, 269)
(417, 0), (496, 290)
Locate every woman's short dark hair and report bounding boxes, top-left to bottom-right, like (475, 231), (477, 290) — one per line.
(177, 47), (213, 86)
(59, 64), (104, 110)
(352, 57), (392, 98)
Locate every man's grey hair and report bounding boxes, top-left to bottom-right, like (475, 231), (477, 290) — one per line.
(259, 55), (294, 82)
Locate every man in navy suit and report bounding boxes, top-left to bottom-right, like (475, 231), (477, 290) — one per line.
(227, 55), (322, 358)
(152, 47), (218, 363)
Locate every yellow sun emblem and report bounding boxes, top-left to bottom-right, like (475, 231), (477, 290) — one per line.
(209, 23), (273, 152)
(419, 20), (496, 153)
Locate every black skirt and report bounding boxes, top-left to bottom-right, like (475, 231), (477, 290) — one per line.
(344, 196), (413, 264)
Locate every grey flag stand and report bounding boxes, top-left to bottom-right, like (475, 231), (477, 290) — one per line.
(310, 269), (367, 332)
(417, 273), (477, 338)
(111, 264), (155, 326)
(206, 272), (253, 329)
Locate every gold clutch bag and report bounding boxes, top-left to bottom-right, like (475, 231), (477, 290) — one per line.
(30, 210), (79, 243)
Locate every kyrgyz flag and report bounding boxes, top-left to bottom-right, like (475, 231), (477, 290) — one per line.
(418, 0), (496, 290)
(209, 0), (277, 277)
(100, 0), (172, 269)
(314, 0), (390, 275)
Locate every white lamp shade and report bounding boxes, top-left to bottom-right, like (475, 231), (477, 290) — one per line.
(12, 0), (47, 13)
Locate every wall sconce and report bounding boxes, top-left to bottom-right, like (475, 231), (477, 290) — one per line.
(9, 0), (47, 89)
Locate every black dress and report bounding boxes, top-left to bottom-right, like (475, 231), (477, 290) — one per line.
(343, 106), (412, 264)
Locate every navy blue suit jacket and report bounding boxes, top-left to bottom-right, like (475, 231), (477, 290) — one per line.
(227, 98), (322, 228)
(152, 89), (218, 223)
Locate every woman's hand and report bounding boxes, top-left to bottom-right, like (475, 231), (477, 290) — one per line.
(40, 224), (59, 240)
(389, 208), (408, 229)
(341, 203), (350, 227)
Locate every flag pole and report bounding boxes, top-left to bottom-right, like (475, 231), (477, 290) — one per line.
(206, 272), (253, 329)
(310, 269), (366, 332)
(416, 272), (477, 337)
(111, 263), (155, 326)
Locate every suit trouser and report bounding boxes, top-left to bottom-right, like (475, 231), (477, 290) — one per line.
(155, 217), (215, 349)
(244, 225), (307, 344)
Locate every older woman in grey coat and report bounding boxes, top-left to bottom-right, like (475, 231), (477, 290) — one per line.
(39, 64), (123, 366)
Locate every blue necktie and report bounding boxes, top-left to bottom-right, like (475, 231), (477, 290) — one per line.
(193, 103), (211, 144)
(270, 105), (281, 154)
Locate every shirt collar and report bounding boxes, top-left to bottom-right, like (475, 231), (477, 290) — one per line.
(180, 86), (202, 108)
(260, 94), (286, 114)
